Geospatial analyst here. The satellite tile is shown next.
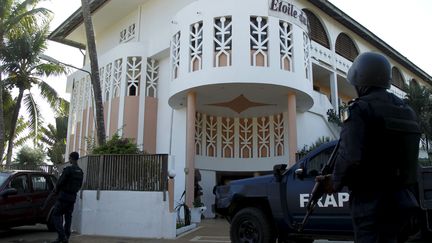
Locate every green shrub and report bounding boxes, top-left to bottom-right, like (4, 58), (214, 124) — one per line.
(91, 134), (142, 155)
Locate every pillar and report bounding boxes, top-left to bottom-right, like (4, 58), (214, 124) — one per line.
(330, 71), (339, 114)
(287, 92), (297, 167)
(185, 92), (196, 208)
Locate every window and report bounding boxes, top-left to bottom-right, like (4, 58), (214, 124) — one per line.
(391, 67), (405, 89)
(250, 16), (269, 67)
(303, 9), (330, 48)
(10, 175), (29, 194)
(31, 175), (51, 192)
(305, 147), (334, 177)
(335, 33), (358, 61)
(214, 16), (232, 67)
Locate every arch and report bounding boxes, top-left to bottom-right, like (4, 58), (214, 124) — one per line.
(335, 33), (359, 62)
(391, 67), (405, 89)
(303, 9), (330, 49)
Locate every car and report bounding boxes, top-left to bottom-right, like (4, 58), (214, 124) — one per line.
(0, 170), (58, 231)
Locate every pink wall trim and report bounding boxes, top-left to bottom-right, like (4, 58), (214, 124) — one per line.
(123, 96), (140, 142)
(110, 98), (120, 136)
(143, 97), (158, 154)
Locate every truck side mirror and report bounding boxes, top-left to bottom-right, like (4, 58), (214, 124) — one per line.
(295, 168), (305, 180)
(273, 164), (287, 182)
(0, 188), (18, 198)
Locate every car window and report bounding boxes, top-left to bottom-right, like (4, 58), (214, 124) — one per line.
(305, 146), (335, 177)
(31, 175), (51, 192)
(10, 175), (30, 194)
(0, 173), (9, 186)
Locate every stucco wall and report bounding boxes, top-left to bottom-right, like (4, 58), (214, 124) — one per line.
(72, 191), (176, 239)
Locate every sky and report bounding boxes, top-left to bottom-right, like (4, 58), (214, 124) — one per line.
(35, 0), (432, 126)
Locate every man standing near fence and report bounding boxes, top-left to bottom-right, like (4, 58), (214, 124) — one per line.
(51, 152), (84, 243)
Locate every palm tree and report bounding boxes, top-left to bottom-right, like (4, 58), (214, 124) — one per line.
(41, 116), (68, 164)
(2, 90), (32, 162)
(81, 0), (106, 146)
(1, 23), (65, 165)
(404, 82), (432, 151)
(40, 99), (69, 164)
(0, 0), (50, 163)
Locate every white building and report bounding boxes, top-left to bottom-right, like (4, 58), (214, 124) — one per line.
(50, 0), (432, 219)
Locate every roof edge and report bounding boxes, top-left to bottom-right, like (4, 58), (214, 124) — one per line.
(309, 0), (432, 84)
(48, 0), (109, 50)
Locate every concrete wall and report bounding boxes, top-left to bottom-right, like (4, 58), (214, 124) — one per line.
(72, 191), (176, 239)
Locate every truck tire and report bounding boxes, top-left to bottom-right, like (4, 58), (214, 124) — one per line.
(230, 207), (276, 243)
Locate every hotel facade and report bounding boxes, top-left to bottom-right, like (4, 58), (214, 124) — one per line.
(51, 0), (432, 218)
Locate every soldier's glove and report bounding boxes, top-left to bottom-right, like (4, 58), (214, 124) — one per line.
(315, 174), (334, 194)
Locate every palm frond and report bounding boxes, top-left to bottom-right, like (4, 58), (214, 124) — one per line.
(38, 81), (59, 108)
(23, 92), (43, 138)
(34, 63), (66, 76)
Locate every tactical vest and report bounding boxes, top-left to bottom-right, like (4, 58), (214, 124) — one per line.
(64, 165), (84, 194)
(356, 92), (420, 189)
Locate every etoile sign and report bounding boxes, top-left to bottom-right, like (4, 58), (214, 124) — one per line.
(268, 0), (309, 32)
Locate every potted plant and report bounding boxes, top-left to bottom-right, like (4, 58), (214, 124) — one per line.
(190, 199), (206, 223)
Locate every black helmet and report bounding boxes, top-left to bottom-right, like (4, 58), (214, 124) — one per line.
(347, 52), (391, 89)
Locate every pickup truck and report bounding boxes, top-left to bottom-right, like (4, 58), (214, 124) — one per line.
(214, 140), (432, 243)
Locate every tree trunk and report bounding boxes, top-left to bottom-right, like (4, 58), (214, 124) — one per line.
(5, 88), (24, 165)
(0, 72), (4, 163)
(0, 37), (5, 163)
(81, 0), (106, 146)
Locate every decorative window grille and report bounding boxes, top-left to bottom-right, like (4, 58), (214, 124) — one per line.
(104, 63), (112, 102)
(279, 21), (293, 71)
(239, 118), (253, 158)
(189, 22), (203, 72)
(86, 76), (92, 108)
(71, 79), (78, 115)
(112, 58), (122, 98)
(214, 16), (232, 67)
(145, 58), (159, 98)
(77, 78), (84, 114)
(221, 117), (234, 158)
(126, 56), (143, 96)
(303, 33), (311, 79)
(120, 23), (136, 43)
(273, 114), (284, 156)
(195, 113), (285, 158)
(205, 115), (217, 157)
(195, 112), (203, 155)
(250, 16), (269, 67)
(171, 32), (181, 79)
(257, 117), (270, 157)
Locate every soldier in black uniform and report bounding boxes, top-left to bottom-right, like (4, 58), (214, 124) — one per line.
(52, 152), (84, 243)
(331, 52), (421, 242)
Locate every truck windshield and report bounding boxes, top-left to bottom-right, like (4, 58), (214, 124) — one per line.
(0, 173), (10, 186)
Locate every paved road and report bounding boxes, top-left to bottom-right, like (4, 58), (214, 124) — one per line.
(0, 219), (352, 243)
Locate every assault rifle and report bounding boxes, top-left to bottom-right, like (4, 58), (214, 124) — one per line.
(297, 140), (340, 232)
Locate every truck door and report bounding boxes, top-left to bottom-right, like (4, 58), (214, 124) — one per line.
(286, 145), (352, 232)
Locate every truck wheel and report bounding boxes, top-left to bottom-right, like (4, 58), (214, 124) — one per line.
(230, 207), (276, 243)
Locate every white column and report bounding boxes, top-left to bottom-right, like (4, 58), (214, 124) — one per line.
(117, 57), (127, 137)
(137, 57), (147, 149)
(330, 71), (339, 114)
